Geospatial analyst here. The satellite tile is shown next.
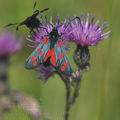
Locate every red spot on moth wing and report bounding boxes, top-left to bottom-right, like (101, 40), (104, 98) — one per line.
(31, 56), (38, 66)
(37, 48), (42, 52)
(32, 56), (37, 61)
(57, 40), (63, 48)
(60, 62), (69, 72)
(58, 53), (65, 60)
(37, 48), (44, 56)
(64, 62), (69, 67)
(50, 48), (57, 66)
(40, 51), (44, 56)
(43, 37), (49, 45)
(60, 66), (66, 72)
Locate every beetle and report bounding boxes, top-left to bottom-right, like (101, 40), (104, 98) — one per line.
(5, 1), (49, 34)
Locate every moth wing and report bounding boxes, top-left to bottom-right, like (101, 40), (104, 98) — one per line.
(54, 40), (73, 76)
(25, 37), (50, 69)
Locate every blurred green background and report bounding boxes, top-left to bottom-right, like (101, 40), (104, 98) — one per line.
(0, 0), (120, 120)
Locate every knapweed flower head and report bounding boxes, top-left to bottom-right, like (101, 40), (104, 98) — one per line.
(69, 14), (111, 46)
(0, 32), (21, 57)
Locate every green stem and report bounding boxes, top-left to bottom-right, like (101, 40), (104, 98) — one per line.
(71, 70), (85, 104)
(58, 73), (72, 120)
(64, 81), (72, 120)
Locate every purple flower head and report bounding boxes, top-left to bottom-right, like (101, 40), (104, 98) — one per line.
(36, 65), (55, 82)
(69, 14), (111, 46)
(31, 16), (72, 43)
(0, 32), (21, 57)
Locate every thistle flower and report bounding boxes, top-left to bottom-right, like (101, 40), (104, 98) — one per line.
(69, 14), (111, 46)
(30, 16), (72, 44)
(0, 31), (21, 95)
(0, 32), (21, 58)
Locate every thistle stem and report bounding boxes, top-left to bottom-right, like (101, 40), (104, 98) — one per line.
(72, 77), (81, 104)
(64, 81), (72, 120)
(0, 57), (10, 95)
(57, 73), (72, 120)
(71, 70), (84, 104)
